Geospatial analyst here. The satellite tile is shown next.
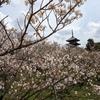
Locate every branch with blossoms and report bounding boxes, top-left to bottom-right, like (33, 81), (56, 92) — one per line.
(0, 40), (100, 99)
(3, 0), (100, 100)
(0, 0), (10, 6)
(0, 0), (86, 56)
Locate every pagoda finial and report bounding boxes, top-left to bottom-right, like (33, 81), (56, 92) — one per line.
(72, 30), (74, 37)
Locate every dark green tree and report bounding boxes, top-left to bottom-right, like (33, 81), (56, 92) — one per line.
(94, 42), (100, 51)
(86, 39), (94, 51)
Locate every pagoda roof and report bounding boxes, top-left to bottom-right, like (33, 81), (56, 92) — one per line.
(66, 30), (80, 42)
(66, 36), (80, 42)
(69, 41), (80, 45)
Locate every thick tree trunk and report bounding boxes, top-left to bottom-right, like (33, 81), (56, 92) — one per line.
(0, 95), (3, 100)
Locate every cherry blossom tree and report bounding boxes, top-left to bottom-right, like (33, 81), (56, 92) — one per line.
(2, 0), (100, 100)
(0, 0), (86, 56)
(0, 40), (100, 99)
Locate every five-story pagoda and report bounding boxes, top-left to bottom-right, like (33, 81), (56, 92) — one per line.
(66, 30), (80, 46)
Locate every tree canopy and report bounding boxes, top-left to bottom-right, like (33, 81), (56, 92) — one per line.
(86, 38), (100, 51)
(2, 0), (100, 100)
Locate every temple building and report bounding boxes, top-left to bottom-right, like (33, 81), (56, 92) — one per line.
(66, 30), (80, 46)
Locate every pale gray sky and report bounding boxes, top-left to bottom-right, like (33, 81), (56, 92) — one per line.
(0, 0), (100, 47)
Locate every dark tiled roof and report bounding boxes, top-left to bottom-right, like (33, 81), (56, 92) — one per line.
(69, 41), (80, 45)
(66, 36), (80, 42)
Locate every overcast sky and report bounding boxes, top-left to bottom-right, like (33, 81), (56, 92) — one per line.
(0, 0), (100, 47)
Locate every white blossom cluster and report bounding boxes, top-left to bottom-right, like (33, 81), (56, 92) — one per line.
(1, 0), (100, 99)
(0, 41), (100, 99)
(93, 85), (100, 95)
